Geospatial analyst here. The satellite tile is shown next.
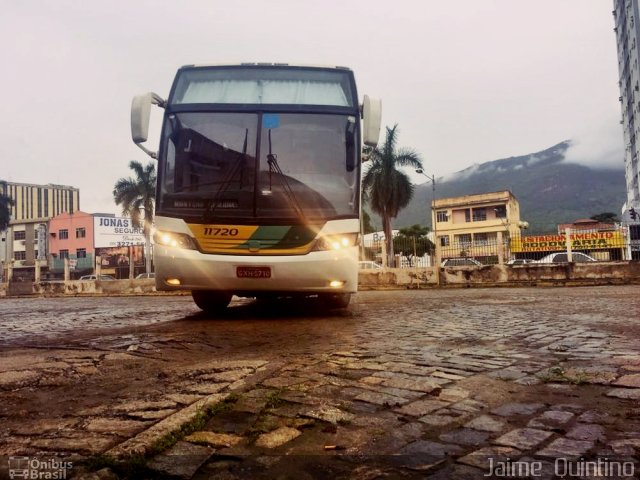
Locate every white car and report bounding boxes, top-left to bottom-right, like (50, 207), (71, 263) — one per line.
(79, 274), (116, 281)
(135, 272), (156, 279)
(359, 261), (383, 270)
(506, 258), (534, 265)
(441, 258), (482, 267)
(536, 252), (597, 263)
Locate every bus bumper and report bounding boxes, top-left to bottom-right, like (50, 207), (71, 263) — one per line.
(153, 246), (359, 295)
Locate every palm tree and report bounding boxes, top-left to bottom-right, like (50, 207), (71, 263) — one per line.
(113, 161), (156, 274)
(362, 125), (423, 266)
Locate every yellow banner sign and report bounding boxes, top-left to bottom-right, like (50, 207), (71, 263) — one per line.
(511, 231), (623, 253)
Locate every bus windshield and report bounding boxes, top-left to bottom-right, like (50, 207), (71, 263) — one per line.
(159, 112), (359, 221)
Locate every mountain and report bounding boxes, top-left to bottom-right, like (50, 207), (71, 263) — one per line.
(383, 141), (626, 233)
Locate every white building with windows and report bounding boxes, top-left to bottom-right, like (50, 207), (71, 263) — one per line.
(0, 181), (80, 280)
(613, 0), (640, 218)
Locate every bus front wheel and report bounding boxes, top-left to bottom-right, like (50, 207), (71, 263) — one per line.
(192, 290), (232, 313)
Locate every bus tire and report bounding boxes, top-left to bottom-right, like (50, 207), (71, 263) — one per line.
(321, 293), (351, 309)
(192, 290), (232, 313)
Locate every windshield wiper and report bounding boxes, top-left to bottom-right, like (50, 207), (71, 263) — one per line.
(265, 129), (307, 221)
(203, 128), (249, 221)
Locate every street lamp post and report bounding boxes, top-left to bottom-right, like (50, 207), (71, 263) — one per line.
(416, 169), (440, 285)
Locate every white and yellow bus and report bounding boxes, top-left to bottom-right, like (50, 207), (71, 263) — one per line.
(131, 63), (381, 312)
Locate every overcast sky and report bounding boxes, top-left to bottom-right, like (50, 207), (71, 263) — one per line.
(0, 0), (622, 214)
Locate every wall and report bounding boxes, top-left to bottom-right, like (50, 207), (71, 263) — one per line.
(49, 211), (95, 258)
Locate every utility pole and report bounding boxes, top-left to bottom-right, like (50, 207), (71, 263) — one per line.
(416, 169), (439, 286)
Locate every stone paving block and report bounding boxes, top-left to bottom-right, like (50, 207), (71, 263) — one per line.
(527, 410), (574, 429)
(419, 413), (465, 427)
(614, 374), (640, 388)
(437, 387), (469, 402)
(577, 410), (615, 424)
(536, 437), (593, 457)
(127, 409), (177, 421)
(395, 399), (449, 417)
(147, 440), (213, 480)
(30, 435), (118, 454)
(354, 390), (410, 407)
(608, 438), (640, 455)
(457, 446), (522, 469)
(262, 376), (306, 388)
(487, 369), (528, 381)
(113, 400), (178, 412)
(430, 371), (465, 381)
(491, 402), (546, 417)
(302, 405), (355, 425)
(450, 398), (487, 413)
(606, 388), (640, 400)
(200, 369), (253, 383)
(439, 428), (490, 446)
(186, 382), (229, 395)
(514, 376), (542, 386)
(254, 427), (301, 448)
(493, 428), (554, 450)
(464, 415), (506, 433)
(166, 394), (204, 405)
(566, 424), (606, 442)
(85, 418), (148, 436)
(399, 439), (463, 458)
(184, 431), (243, 448)
(0, 370), (40, 388)
(377, 376), (442, 393)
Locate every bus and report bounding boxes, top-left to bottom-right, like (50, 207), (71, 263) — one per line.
(130, 63), (381, 312)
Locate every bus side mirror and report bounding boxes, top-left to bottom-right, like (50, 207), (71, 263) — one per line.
(362, 95), (382, 148)
(131, 92), (166, 159)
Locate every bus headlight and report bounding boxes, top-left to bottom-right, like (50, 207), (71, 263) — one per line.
(153, 231), (197, 250)
(313, 233), (360, 251)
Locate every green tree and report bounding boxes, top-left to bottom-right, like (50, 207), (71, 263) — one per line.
(590, 212), (619, 223)
(113, 161), (156, 274)
(362, 125), (423, 266)
(0, 190), (14, 232)
(393, 224), (434, 266)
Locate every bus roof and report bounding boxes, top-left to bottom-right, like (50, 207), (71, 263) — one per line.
(181, 63), (353, 72)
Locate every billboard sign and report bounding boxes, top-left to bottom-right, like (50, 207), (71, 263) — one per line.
(511, 231), (624, 253)
(94, 216), (146, 248)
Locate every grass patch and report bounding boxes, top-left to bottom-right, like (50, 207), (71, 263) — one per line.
(264, 389), (284, 409)
(536, 367), (590, 385)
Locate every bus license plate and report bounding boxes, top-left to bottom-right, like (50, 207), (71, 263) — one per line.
(236, 266), (271, 278)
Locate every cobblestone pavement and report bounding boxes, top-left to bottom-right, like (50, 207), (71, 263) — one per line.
(0, 286), (639, 479)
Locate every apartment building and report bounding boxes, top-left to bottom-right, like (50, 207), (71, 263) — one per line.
(432, 190), (527, 263)
(0, 181), (79, 278)
(613, 0), (640, 217)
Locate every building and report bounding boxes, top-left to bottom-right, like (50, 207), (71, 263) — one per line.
(48, 211), (96, 277)
(613, 0), (640, 218)
(0, 181), (80, 280)
(432, 190), (527, 263)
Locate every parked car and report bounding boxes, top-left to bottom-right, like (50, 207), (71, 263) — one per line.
(506, 258), (534, 265)
(135, 272), (156, 279)
(536, 252), (597, 263)
(441, 258), (482, 267)
(79, 274), (116, 281)
(359, 261), (383, 270)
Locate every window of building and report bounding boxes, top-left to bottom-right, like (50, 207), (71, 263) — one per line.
(494, 205), (507, 218)
(436, 211), (448, 222)
(464, 209), (471, 222)
(76, 248), (87, 259)
(13, 231), (26, 241)
(474, 233), (489, 245)
(59, 229), (69, 240)
(59, 249), (69, 259)
(14, 251), (26, 260)
(472, 208), (487, 222)
(455, 234), (472, 246)
(439, 236), (450, 247)
(76, 227), (86, 238)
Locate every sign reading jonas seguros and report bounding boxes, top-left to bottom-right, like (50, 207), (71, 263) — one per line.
(94, 216), (146, 248)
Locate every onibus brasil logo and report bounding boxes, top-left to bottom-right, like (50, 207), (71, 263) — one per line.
(8, 457), (73, 479)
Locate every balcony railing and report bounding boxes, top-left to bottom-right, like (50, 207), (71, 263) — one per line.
(50, 254), (94, 272)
